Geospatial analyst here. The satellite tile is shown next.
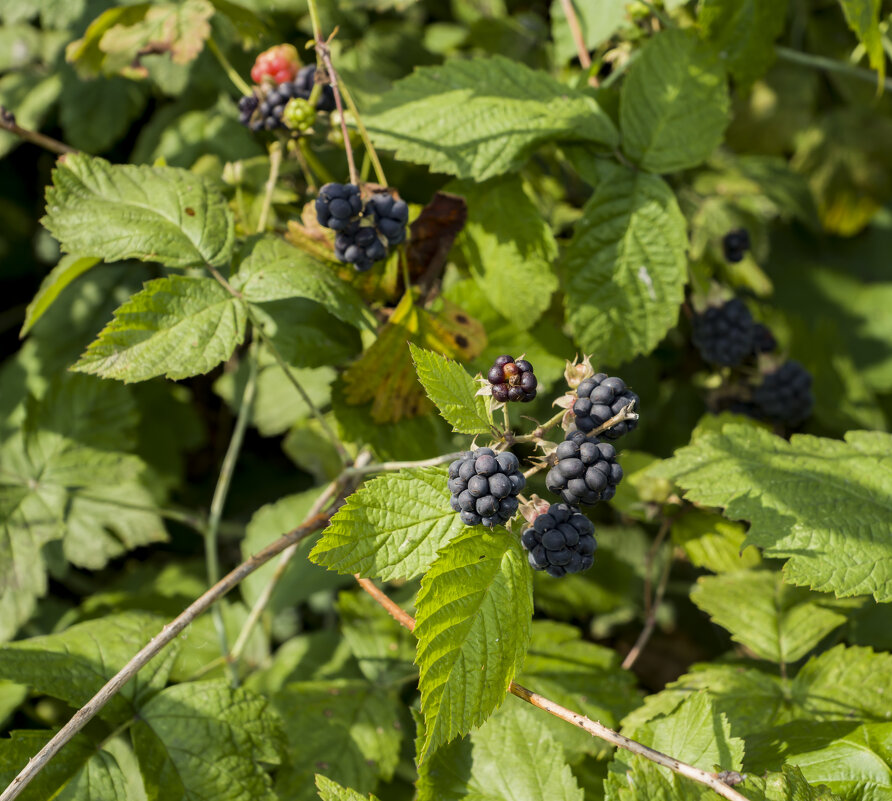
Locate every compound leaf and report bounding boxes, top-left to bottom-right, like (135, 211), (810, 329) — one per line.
(415, 526), (533, 761)
(562, 160), (687, 364)
(310, 467), (466, 581)
(657, 425), (892, 601)
(409, 344), (492, 434)
(73, 275), (247, 382)
(620, 28), (730, 173)
(43, 153), (234, 268)
(364, 55), (618, 181)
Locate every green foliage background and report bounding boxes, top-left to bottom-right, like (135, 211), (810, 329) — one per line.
(1, 0), (891, 799)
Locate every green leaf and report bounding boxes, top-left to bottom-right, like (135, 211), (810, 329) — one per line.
(42, 153), (234, 268)
(315, 775), (381, 801)
(691, 570), (848, 663)
(607, 694), (744, 801)
(0, 730), (138, 801)
(415, 526), (533, 761)
(739, 764), (845, 801)
(0, 612), (175, 723)
(409, 344), (492, 434)
(550, 0), (629, 65)
(310, 467), (466, 581)
(672, 509), (761, 573)
(418, 701), (584, 801)
(838, 0), (885, 83)
(561, 160), (687, 364)
(698, 0), (788, 86)
(620, 28), (730, 173)
(59, 73), (147, 153)
(451, 175), (559, 329)
(231, 235), (374, 331)
(364, 55), (618, 181)
(132, 680), (283, 801)
(20, 255), (101, 337)
(73, 275), (247, 382)
(517, 621), (641, 758)
(656, 425), (892, 601)
(273, 680), (403, 801)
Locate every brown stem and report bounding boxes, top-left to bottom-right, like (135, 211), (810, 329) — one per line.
(0, 108), (76, 156)
(559, 0), (592, 70)
(315, 41), (357, 185)
(355, 577), (751, 801)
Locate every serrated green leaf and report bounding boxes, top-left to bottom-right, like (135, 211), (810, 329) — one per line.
(620, 28), (730, 173)
(310, 467), (466, 581)
(672, 510), (761, 573)
(415, 526), (533, 760)
(691, 570), (848, 663)
(418, 701), (583, 801)
(20, 255), (101, 337)
(699, 0), (788, 86)
(562, 160), (687, 364)
(132, 680), (283, 801)
(273, 680), (402, 801)
(0, 730), (138, 801)
(315, 775), (381, 801)
(656, 425), (892, 601)
(550, 0), (629, 65)
(518, 621), (641, 758)
(231, 235), (374, 331)
(739, 764), (845, 801)
(409, 344), (492, 434)
(0, 612), (175, 723)
(42, 153), (234, 268)
(451, 175), (559, 329)
(364, 55), (618, 180)
(73, 275), (246, 382)
(838, 0), (885, 83)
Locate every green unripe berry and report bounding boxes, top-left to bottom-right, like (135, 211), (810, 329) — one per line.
(283, 97), (316, 132)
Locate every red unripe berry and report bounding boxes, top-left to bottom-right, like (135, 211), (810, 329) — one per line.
(503, 362), (521, 380)
(251, 44), (299, 85)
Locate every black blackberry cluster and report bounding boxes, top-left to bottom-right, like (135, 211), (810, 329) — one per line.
(334, 223), (387, 272)
(240, 66), (335, 132)
(723, 228), (750, 262)
(692, 298), (755, 367)
(315, 183), (363, 231)
(752, 360), (814, 426)
(488, 356), (537, 403)
(366, 193), (409, 245)
(573, 374), (638, 439)
(448, 449), (525, 528)
(521, 503), (596, 577)
(545, 432), (623, 506)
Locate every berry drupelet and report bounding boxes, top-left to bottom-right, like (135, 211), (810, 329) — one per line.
(573, 373), (638, 439)
(334, 223), (387, 272)
(488, 355), (537, 403)
(545, 431), (623, 506)
(366, 193), (409, 246)
(521, 503), (596, 578)
(448, 449), (525, 528)
(315, 183), (363, 231)
(691, 298), (755, 367)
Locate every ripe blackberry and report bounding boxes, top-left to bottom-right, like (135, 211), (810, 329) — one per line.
(487, 356), (537, 403)
(293, 64), (336, 112)
(448, 448), (525, 528)
(691, 298), (755, 367)
(251, 44), (300, 85)
(366, 193), (409, 246)
(334, 222), (387, 272)
(573, 373), (638, 439)
(521, 503), (596, 578)
(752, 360), (814, 427)
(238, 94), (259, 128)
(723, 228), (750, 263)
(545, 431), (623, 506)
(752, 323), (777, 355)
(315, 183), (363, 231)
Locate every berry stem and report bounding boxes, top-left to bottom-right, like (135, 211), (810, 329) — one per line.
(559, 0), (592, 71)
(207, 37), (253, 96)
(292, 141), (318, 192)
(510, 408), (567, 444)
(775, 44), (892, 92)
(337, 81), (388, 186)
(257, 141), (283, 233)
(342, 450), (466, 477)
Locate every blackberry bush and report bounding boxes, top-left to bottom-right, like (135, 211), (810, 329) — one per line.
(691, 298), (755, 367)
(521, 503), (596, 578)
(573, 373), (638, 439)
(545, 432), (623, 506)
(488, 355), (537, 403)
(448, 448), (525, 528)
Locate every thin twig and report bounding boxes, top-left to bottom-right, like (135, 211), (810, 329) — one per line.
(775, 45), (892, 91)
(207, 37), (252, 96)
(559, 0), (592, 70)
(338, 82), (387, 186)
(355, 578), (750, 801)
(342, 451), (465, 478)
(257, 142), (283, 233)
(0, 108), (76, 155)
(206, 338), (259, 679)
(510, 408), (567, 444)
(0, 507), (341, 801)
